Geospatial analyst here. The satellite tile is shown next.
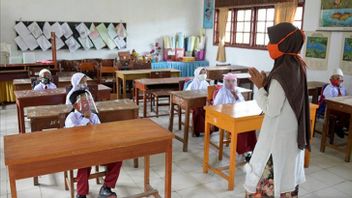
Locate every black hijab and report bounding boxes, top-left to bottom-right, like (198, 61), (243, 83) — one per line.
(266, 22), (311, 151)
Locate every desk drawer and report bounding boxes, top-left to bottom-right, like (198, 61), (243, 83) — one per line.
(327, 101), (352, 113)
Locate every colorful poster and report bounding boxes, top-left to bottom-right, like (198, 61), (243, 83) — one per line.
(340, 32), (352, 75)
(303, 32), (331, 70)
(319, 0), (352, 31)
(96, 23), (116, 49)
(203, 0), (214, 29)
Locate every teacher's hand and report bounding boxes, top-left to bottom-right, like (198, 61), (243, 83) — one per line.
(249, 67), (266, 89)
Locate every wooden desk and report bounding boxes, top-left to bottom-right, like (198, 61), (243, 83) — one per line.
(4, 119), (173, 198)
(203, 102), (318, 190)
(97, 84), (112, 101)
(134, 77), (188, 118)
(321, 96), (352, 162)
(308, 81), (326, 104)
(169, 88), (253, 152)
(0, 70), (29, 82)
(0, 62), (54, 70)
(207, 65), (248, 81)
(116, 69), (180, 99)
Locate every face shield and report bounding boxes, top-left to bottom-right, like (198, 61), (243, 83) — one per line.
(76, 92), (98, 115)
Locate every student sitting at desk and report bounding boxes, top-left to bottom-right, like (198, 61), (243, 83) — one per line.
(65, 89), (122, 198)
(213, 73), (256, 161)
(185, 67), (209, 136)
(33, 69), (57, 91)
(319, 68), (349, 138)
(66, 72), (91, 105)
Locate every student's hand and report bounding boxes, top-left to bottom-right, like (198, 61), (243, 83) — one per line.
(249, 67), (265, 89)
(83, 111), (91, 119)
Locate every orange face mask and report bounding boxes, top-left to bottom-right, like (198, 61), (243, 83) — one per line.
(267, 29), (305, 60)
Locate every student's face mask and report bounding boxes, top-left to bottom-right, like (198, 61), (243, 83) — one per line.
(330, 77), (343, 87)
(267, 29), (305, 60)
(198, 74), (207, 81)
(76, 93), (98, 115)
(78, 83), (88, 90)
(41, 77), (50, 85)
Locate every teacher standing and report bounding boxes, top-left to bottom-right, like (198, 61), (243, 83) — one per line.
(244, 22), (310, 198)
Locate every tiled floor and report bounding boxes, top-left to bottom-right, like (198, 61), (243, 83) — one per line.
(0, 103), (352, 198)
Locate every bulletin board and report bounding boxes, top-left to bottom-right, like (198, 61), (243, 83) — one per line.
(14, 21), (127, 52)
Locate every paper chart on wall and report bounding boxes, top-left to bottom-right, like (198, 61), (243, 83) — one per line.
(107, 23), (118, 39)
(114, 36), (126, 49)
(14, 36), (28, 51)
(55, 37), (65, 50)
(340, 32), (352, 75)
(27, 22), (43, 39)
(37, 35), (51, 51)
(76, 23), (90, 38)
(96, 23), (116, 49)
(14, 22), (31, 38)
(51, 22), (64, 38)
(43, 22), (52, 39)
(61, 22), (73, 39)
(89, 24), (106, 50)
(65, 36), (81, 52)
(22, 34), (39, 50)
(303, 31), (331, 70)
(78, 36), (93, 50)
(116, 23), (127, 38)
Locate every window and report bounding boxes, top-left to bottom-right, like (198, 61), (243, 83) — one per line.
(213, 4), (304, 49)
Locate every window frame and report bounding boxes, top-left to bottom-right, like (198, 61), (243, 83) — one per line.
(213, 3), (305, 50)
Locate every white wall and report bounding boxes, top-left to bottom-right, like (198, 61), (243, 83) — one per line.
(204, 0), (352, 93)
(0, 0), (202, 60)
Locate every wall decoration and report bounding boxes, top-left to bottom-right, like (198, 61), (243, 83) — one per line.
(14, 21), (127, 51)
(340, 32), (352, 75)
(303, 31), (331, 70)
(203, 0), (214, 29)
(319, 0), (352, 31)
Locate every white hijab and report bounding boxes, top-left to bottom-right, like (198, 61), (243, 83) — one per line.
(185, 67), (209, 90)
(66, 72), (87, 104)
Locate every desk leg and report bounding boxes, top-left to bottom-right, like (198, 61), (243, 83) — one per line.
(144, 156), (150, 192)
(143, 90), (147, 118)
(116, 77), (121, 99)
(178, 106), (182, 131)
(9, 169), (17, 198)
(168, 103), (174, 132)
(345, 116), (352, 162)
(321, 108), (330, 153)
(228, 131), (237, 190)
(183, 108), (190, 152)
(122, 79), (127, 99)
(17, 103), (25, 133)
(203, 120), (211, 174)
(165, 142), (172, 198)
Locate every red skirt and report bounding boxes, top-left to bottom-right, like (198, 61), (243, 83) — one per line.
(192, 107), (257, 154)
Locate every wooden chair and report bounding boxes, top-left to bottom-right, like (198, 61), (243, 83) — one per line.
(98, 65), (117, 93)
(78, 62), (96, 79)
(118, 51), (131, 68)
(207, 85), (230, 160)
(150, 71), (173, 117)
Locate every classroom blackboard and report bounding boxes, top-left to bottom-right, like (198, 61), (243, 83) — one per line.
(15, 21), (127, 51)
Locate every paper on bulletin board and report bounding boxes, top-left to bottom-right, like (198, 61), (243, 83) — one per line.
(55, 37), (65, 50)
(114, 36), (126, 49)
(65, 36), (81, 52)
(303, 31), (331, 70)
(61, 22), (73, 39)
(340, 32), (352, 75)
(107, 23), (118, 39)
(27, 22), (43, 39)
(116, 23), (127, 38)
(76, 23), (90, 38)
(51, 22), (64, 38)
(89, 24), (106, 50)
(14, 36), (28, 51)
(43, 22), (52, 39)
(14, 22), (31, 38)
(96, 23), (116, 49)
(37, 35), (51, 51)
(22, 34), (39, 51)
(78, 36), (93, 50)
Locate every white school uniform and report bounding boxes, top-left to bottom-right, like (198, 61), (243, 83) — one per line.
(243, 79), (305, 197)
(33, 82), (57, 91)
(323, 84), (347, 99)
(65, 110), (100, 128)
(185, 67), (209, 91)
(213, 87), (244, 105)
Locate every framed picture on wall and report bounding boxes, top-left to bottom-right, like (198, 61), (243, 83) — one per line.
(318, 0), (352, 31)
(203, 0), (214, 29)
(303, 31), (331, 70)
(340, 32), (352, 75)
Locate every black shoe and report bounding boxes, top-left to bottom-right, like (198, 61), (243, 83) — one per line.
(98, 186), (117, 198)
(76, 195), (86, 198)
